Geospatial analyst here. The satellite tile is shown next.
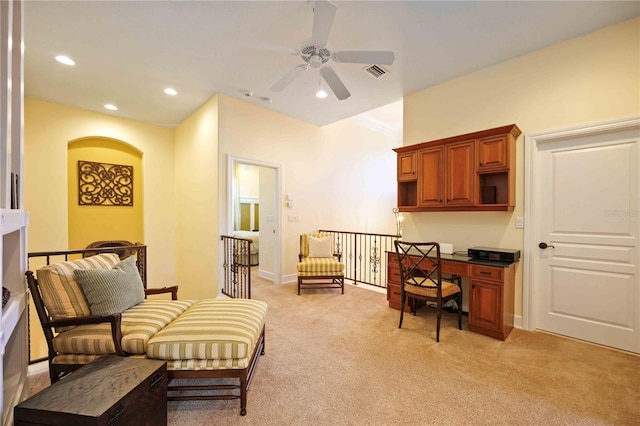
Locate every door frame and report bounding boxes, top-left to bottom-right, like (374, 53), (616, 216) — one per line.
(523, 116), (640, 331)
(227, 155), (283, 285)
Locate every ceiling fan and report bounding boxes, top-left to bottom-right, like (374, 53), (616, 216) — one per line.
(269, 0), (395, 100)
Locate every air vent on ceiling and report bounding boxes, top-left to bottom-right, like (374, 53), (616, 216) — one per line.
(363, 64), (388, 78)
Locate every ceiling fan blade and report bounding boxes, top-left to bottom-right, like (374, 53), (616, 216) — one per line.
(311, 0), (337, 47)
(320, 66), (350, 100)
(270, 65), (307, 92)
(334, 51), (395, 65)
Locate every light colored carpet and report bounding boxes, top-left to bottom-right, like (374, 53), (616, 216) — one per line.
(31, 274), (640, 425)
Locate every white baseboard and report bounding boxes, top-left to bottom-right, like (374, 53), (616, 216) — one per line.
(28, 360), (49, 376)
(257, 269), (274, 281)
(282, 273), (297, 284)
(514, 314), (523, 329)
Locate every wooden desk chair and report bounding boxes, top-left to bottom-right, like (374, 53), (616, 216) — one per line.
(394, 240), (462, 342)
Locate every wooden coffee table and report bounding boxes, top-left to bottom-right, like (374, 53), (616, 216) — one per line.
(15, 356), (167, 426)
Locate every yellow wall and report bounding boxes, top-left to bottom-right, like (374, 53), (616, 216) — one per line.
(402, 17), (640, 318)
(174, 95), (220, 299)
(25, 99), (177, 359)
(67, 138), (144, 248)
(24, 101), (177, 274)
(25, 99), (177, 283)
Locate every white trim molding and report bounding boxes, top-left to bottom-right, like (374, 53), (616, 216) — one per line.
(226, 155), (283, 285)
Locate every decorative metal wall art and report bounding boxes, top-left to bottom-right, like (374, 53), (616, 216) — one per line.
(78, 160), (133, 206)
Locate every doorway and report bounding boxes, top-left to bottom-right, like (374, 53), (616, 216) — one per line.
(227, 155), (282, 284)
(524, 117), (640, 353)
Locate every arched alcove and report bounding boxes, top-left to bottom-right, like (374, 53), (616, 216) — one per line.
(67, 137), (144, 249)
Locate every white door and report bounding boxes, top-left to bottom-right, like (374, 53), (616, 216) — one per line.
(530, 118), (639, 353)
(227, 156), (282, 285)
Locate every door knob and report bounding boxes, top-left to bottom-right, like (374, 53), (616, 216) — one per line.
(538, 242), (555, 249)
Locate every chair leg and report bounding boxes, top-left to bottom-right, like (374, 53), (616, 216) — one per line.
(436, 304), (442, 342)
(457, 293), (463, 330)
(297, 277), (301, 295)
(398, 293), (405, 329)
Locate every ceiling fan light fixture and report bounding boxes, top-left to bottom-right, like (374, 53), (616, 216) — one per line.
(315, 89), (328, 99)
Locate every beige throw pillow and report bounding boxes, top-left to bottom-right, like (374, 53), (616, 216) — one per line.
(308, 236), (333, 258)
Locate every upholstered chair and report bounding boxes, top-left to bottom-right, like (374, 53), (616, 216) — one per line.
(296, 232), (344, 294)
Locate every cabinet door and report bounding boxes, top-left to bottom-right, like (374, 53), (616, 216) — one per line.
(478, 135), (508, 171)
(469, 279), (503, 332)
(417, 146), (444, 207)
(397, 151), (417, 181)
(445, 140), (475, 206)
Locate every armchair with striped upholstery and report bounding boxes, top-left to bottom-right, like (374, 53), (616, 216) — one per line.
(296, 232), (345, 295)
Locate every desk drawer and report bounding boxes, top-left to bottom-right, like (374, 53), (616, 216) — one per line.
(387, 282), (401, 302)
(388, 265), (401, 284)
(470, 264), (503, 282)
(441, 260), (468, 276)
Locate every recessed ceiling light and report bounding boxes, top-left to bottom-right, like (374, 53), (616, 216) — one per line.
(164, 88), (178, 96)
(104, 104), (118, 111)
(55, 55), (75, 66)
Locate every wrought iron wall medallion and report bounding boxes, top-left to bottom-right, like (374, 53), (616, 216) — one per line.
(78, 160), (133, 206)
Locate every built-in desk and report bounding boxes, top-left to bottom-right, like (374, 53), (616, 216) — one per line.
(387, 251), (516, 340)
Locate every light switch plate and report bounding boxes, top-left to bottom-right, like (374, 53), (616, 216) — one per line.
(515, 217), (524, 229)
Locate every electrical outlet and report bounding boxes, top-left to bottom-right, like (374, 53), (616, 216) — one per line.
(288, 215), (300, 222)
(515, 217), (524, 229)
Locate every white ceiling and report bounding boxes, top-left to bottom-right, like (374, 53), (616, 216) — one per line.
(24, 1), (639, 129)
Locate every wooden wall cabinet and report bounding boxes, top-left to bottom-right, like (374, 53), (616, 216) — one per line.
(394, 124), (521, 212)
(445, 140), (475, 207)
(397, 151), (417, 181)
(417, 146), (444, 207)
(478, 135), (509, 171)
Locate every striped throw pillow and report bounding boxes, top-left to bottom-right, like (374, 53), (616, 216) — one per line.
(74, 256), (145, 316)
(37, 253), (121, 329)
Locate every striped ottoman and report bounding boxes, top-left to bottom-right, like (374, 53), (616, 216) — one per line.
(146, 298), (268, 416)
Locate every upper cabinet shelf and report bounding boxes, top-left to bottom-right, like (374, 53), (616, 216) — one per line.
(393, 124), (521, 212)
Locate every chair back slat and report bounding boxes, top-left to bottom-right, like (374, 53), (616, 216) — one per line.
(394, 241), (442, 288)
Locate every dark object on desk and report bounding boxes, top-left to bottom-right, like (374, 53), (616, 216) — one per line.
(14, 356), (167, 426)
(468, 246), (520, 263)
(394, 241), (463, 342)
(2, 287), (9, 307)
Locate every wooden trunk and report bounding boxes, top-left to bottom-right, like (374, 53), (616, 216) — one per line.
(14, 356), (167, 426)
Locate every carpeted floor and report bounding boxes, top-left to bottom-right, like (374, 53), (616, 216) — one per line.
(31, 274), (640, 425)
